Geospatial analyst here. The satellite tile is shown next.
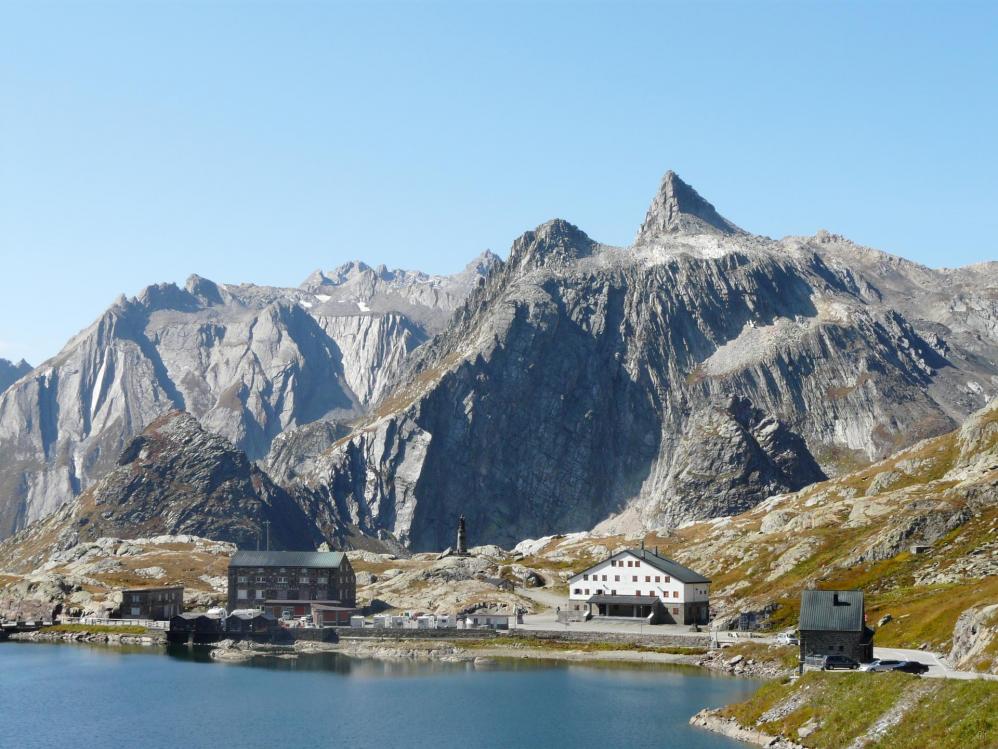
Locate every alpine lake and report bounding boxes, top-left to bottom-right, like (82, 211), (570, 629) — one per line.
(0, 642), (761, 748)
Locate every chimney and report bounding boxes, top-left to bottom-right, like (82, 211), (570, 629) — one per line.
(654, 546), (659, 557)
(833, 593), (841, 605)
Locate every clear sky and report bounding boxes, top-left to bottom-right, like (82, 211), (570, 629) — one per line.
(2, 1), (996, 365)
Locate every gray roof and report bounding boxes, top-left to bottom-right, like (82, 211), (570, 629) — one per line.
(588, 594), (661, 605)
(230, 550), (346, 569)
(571, 548), (710, 584)
(799, 590), (866, 632)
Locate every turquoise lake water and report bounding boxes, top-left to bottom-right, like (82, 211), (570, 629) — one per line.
(0, 643), (760, 748)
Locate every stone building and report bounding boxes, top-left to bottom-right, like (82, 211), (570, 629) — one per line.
(117, 585), (184, 620)
(798, 589), (874, 666)
(567, 546), (710, 625)
(227, 550), (356, 625)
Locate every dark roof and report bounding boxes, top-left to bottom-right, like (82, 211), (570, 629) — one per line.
(588, 594), (660, 605)
(265, 599), (344, 605)
(175, 612), (223, 621)
(230, 550), (346, 569)
(570, 548), (711, 584)
(799, 590), (866, 632)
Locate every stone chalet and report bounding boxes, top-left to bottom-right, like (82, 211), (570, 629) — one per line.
(799, 589), (875, 665)
(228, 550), (357, 626)
(118, 585), (184, 620)
(568, 547), (710, 625)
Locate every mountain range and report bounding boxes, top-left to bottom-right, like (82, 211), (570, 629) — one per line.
(0, 171), (995, 551)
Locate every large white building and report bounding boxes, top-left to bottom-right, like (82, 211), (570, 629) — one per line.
(567, 546), (710, 625)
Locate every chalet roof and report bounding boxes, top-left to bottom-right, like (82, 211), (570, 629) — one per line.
(588, 594), (660, 605)
(230, 550), (346, 569)
(799, 590), (865, 632)
(570, 548), (711, 584)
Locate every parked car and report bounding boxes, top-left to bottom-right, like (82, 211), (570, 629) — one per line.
(820, 654), (860, 670)
(867, 660), (929, 675)
(775, 632), (799, 646)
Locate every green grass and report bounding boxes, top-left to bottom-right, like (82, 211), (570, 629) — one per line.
(43, 624), (148, 635)
(720, 672), (998, 749)
(869, 679), (998, 749)
(719, 642), (799, 670)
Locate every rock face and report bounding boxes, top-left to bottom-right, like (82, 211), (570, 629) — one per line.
(949, 603), (998, 673)
(0, 358), (31, 394)
(0, 257), (497, 539)
(0, 411), (337, 557)
(645, 395), (826, 527)
(296, 173), (998, 549)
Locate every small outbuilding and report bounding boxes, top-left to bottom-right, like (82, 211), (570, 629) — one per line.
(168, 611), (226, 643)
(225, 609), (278, 637)
(798, 589), (874, 667)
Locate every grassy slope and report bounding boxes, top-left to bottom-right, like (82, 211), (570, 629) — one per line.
(522, 405), (997, 658)
(720, 672), (998, 749)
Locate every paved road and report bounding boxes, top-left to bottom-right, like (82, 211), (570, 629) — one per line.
(872, 646), (997, 680)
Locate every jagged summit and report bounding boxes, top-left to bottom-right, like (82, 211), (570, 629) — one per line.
(506, 219), (596, 273)
(635, 170), (744, 243)
(0, 358), (32, 394)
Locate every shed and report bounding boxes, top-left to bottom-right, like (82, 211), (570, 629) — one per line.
(798, 589), (874, 666)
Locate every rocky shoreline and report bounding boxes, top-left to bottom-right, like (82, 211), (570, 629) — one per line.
(689, 709), (806, 749)
(9, 629), (165, 647)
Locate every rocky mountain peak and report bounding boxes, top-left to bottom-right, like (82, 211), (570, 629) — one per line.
(635, 170), (744, 243)
(506, 219), (597, 274)
(184, 274), (225, 306)
(0, 358), (32, 394)
(63, 410), (326, 551)
(464, 250), (503, 276)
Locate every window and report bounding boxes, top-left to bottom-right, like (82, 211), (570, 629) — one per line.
(237, 576), (248, 583)
(256, 591), (265, 600)
(584, 589), (589, 595)
(573, 588), (582, 595)
(673, 591), (679, 598)
(601, 575), (607, 581)
(276, 577), (287, 584)
(237, 589), (248, 600)
(655, 576), (660, 583)
(610, 560), (615, 567)
(635, 590), (641, 596)
(583, 574), (588, 581)
(614, 575), (620, 582)
(672, 607), (679, 615)
(645, 576), (651, 582)
(611, 590), (617, 595)
(632, 576), (637, 582)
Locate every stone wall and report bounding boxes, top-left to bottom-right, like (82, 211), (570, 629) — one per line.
(508, 628), (710, 648)
(801, 630), (870, 663)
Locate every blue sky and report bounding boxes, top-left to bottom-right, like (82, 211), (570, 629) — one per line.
(2, 0), (996, 365)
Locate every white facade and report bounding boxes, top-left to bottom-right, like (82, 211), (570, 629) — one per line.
(567, 549), (710, 624)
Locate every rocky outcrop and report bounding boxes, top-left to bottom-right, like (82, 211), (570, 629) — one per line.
(949, 603), (998, 673)
(0, 260), (495, 539)
(0, 412), (340, 563)
(0, 358), (31, 394)
(644, 395), (825, 527)
(297, 173), (997, 549)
